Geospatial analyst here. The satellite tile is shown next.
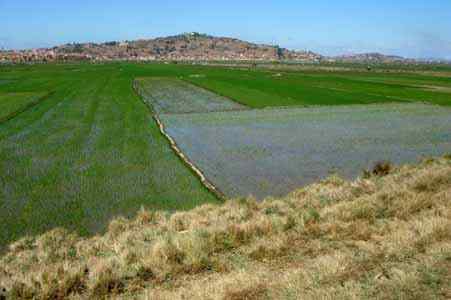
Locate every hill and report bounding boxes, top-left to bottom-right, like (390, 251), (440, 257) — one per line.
(0, 33), (321, 63)
(1, 156), (450, 299)
(330, 52), (410, 64)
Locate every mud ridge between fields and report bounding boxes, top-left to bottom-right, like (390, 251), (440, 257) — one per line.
(132, 79), (228, 200)
(153, 115), (226, 200)
(0, 91), (55, 125)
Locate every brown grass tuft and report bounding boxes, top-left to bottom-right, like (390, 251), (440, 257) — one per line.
(90, 265), (124, 297)
(413, 169), (451, 193)
(224, 282), (268, 300)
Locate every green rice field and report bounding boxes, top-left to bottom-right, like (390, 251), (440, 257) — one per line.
(0, 62), (450, 249)
(183, 67), (451, 107)
(0, 64), (221, 249)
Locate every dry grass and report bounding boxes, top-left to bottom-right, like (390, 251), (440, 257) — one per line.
(1, 155), (451, 299)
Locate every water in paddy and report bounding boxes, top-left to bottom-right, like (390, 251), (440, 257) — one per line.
(135, 78), (246, 114)
(161, 103), (451, 200)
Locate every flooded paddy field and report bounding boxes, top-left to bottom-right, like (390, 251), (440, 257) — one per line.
(161, 103), (451, 199)
(134, 77), (246, 113)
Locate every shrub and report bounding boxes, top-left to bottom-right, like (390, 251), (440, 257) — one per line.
(371, 161), (392, 177)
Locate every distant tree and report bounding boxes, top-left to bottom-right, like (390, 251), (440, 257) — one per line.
(104, 41), (119, 46)
(72, 43), (84, 53)
(275, 45), (284, 59)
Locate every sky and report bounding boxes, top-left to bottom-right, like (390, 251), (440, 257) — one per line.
(1, 0), (450, 59)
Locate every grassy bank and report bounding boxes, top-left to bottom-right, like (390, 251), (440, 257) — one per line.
(1, 156), (450, 299)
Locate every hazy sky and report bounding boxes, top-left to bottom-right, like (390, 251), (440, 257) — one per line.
(1, 0), (450, 59)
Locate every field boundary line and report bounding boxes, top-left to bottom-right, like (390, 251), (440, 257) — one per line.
(0, 91), (55, 125)
(132, 79), (226, 200)
(179, 78), (251, 109)
(156, 101), (432, 118)
(153, 114), (226, 200)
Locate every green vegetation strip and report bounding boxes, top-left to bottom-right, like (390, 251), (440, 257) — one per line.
(183, 68), (451, 107)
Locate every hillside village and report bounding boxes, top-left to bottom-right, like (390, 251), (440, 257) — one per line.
(2, 33), (447, 65)
(0, 33), (321, 63)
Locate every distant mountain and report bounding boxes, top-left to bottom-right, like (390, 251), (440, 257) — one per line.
(0, 33), (322, 63)
(416, 57), (451, 64)
(330, 52), (409, 63)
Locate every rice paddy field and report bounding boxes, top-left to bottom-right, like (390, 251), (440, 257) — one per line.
(160, 103), (451, 199)
(134, 77), (245, 113)
(183, 66), (451, 107)
(0, 62), (450, 249)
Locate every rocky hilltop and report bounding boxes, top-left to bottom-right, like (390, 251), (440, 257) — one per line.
(0, 33), (321, 63)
